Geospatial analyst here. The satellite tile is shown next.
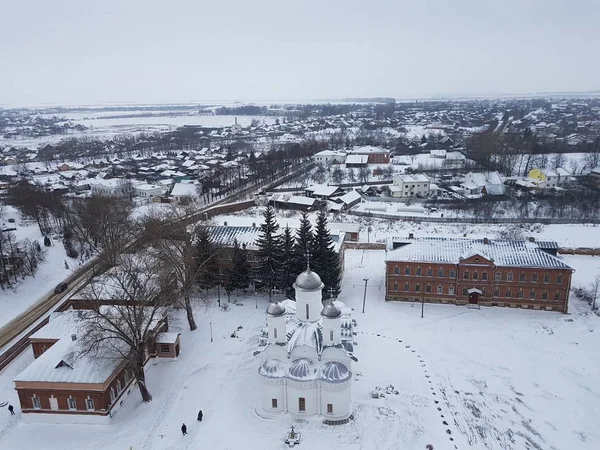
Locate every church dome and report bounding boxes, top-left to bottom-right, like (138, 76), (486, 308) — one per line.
(259, 359), (286, 378)
(294, 269), (323, 291)
(266, 301), (286, 317)
(320, 361), (351, 383)
(321, 301), (342, 319)
(288, 358), (319, 381)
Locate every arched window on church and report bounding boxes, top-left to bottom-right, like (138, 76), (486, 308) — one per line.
(274, 328), (278, 339)
(306, 304), (309, 320)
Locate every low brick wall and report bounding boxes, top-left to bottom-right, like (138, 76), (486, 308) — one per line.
(342, 242), (387, 251)
(559, 248), (600, 256)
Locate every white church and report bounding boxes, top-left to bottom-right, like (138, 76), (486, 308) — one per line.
(255, 264), (357, 422)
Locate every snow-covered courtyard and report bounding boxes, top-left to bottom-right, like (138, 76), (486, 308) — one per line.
(0, 249), (599, 449)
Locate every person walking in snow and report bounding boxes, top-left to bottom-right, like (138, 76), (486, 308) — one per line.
(181, 423), (187, 435)
(197, 410), (203, 422)
(8, 405), (14, 415)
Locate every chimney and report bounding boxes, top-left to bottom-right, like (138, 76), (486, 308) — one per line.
(71, 334), (77, 341)
(252, 222), (256, 228)
(408, 233), (414, 239)
(528, 237), (535, 243)
(483, 237), (489, 245)
(224, 221), (228, 226)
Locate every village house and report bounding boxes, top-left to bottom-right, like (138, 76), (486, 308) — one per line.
(304, 184), (344, 200)
(14, 310), (180, 424)
(461, 171), (505, 196)
(89, 178), (136, 197)
(344, 154), (369, 168)
(133, 183), (166, 198)
(170, 181), (200, 204)
(385, 236), (573, 312)
(391, 174), (431, 198)
(527, 168), (571, 189)
(313, 150), (346, 166)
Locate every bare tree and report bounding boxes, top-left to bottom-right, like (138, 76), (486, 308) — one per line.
(67, 195), (135, 264)
(20, 239), (47, 277)
(74, 253), (176, 402)
(551, 153), (566, 170)
(588, 275), (600, 311)
(140, 206), (223, 331)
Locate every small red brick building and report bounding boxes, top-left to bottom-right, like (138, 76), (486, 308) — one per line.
(385, 237), (573, 312)
(14, 310), (180, 424)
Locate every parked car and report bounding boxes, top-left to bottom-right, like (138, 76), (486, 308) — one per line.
(54, 282), (69, 294)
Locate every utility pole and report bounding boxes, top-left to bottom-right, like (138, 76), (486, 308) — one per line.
(362, 278), (369, 313)
(209, 322), (213, 343)
(217, 283), (221, 307)
(421, 289), (425, 319)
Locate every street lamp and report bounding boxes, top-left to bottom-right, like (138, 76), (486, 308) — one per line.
(362, 278), (369, 313)
(209, 322), (213, 343)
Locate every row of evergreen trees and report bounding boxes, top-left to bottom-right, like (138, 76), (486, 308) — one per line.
(194, 206), (341, 303)
(256, 206), (341, 301)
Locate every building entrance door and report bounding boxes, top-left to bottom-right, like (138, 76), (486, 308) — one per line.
(467, 288), (482, 304)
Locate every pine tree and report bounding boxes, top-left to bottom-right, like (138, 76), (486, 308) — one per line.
(292, 212), (313, 278)
(255, 206), (282, 301)
(195, 227), (219, 293)
(311, 210), (341, 300)
(229, 238), (251, 296)
(278, 226), (295, 298)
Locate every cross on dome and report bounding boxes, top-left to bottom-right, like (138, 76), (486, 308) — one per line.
(304, 249), (311, 271)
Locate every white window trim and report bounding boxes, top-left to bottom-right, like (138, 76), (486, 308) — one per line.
(68, 397), (77, 410)
(86, 397), (95, 411)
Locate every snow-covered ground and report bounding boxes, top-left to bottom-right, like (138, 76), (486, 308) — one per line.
(0, 207), (75, 329)
(0, 249), (599, 449)
(210, 206), (600, 249)
(0, 114), (275, 149)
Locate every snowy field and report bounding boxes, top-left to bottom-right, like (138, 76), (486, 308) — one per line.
(0, 206), (75, 329)
(0, 114), (275, 150)
(0, 250), (599, 449)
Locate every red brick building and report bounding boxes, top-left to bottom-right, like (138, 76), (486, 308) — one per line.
(348, 146), (390, 164)
(385, 237), (573, 312)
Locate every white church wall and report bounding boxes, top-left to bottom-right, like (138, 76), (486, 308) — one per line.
(321, 318), (341, 345)
(286, 380), (319, 417)
(266, 315), (286, 344)
(259, 377), (285, 415)
(320, 381), (352, 420)
(295, 290), (322, 322)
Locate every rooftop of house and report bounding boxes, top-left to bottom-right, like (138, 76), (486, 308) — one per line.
(170, 182), (199, 198)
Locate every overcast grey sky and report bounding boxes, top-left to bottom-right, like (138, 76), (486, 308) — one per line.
(1, 0), (598, 106)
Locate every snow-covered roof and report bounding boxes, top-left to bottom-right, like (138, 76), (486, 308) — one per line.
(30, 311), (79, 341)
(306, 184), (342, 197)
(344, 154), (368, 165)
(347, 146), (387, 155)
(394, 173), (430, 183)
(335, 189), (362, 205)
(287, 195), (316, 206)
(321, 361), (351, 383)
(288, 358), (319, 381)
(286, 321), (323, 355)
(14, 336), (122, 384)
(329, 222), (360, 233)
(170, 182), (199, 198)
(155, 332), (180, 344)
(386, 237), (572, 269)
(204, 226), (261, 250)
